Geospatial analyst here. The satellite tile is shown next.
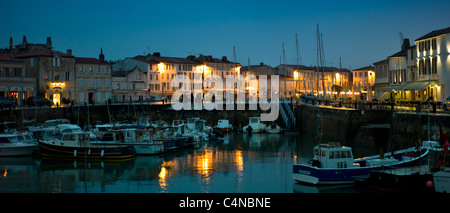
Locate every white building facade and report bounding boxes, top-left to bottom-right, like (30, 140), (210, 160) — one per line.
(415, 27), (450, 101)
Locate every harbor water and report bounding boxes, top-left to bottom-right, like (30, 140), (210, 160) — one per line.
(0, 132), (374, 193)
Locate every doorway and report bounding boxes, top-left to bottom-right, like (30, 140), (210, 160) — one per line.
(53, 93), (60, 106)
(88, 92), (94, 104)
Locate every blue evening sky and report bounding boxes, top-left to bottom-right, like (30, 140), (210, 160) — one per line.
(1, 0), (449, 70)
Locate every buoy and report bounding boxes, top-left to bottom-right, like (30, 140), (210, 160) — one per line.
(426, 180), (434, 188)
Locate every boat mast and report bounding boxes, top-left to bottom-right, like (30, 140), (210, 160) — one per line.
(320, 33), (326, 100)
(316, 24), (321, 146)
(282, 42), (287, 99)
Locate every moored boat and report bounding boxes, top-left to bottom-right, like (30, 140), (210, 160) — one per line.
(356, 141), (439, 192)
(0, 134), (37, 156)
(293, 142), (430, 185)
(38, 132), (135, 160)
(266, 123), (282, 134)
(243, 117), (266, 133)
(213, 119), (233, 133)
(91, 129), (164, 155)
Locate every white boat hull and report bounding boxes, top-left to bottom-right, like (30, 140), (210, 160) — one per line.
(434, 171), (450, 193)
(0, 143), (37, 156)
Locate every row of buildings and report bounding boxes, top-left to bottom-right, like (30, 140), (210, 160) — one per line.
(1, 26), (448, 106)
(372, 27), (450, 103)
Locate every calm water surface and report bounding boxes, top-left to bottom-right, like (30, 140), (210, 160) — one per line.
(0, 132), (371, 193)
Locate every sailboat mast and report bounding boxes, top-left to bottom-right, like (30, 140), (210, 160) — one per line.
(320, 33), (326, 100)
(316, 24), (321, 146)
(282, 42), (287, 99)
(296, 33), (302, 97)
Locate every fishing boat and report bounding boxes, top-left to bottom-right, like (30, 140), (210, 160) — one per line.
(357, 141), (439, 192)
(213, 119), (233, 133)
(266, 123), (282, 134)
(243, 117), (266, 133)
(292, 142), (430, 185)
(152, 126), (195, 151)
(38, 132), (135, 159)
(0, 134), (37, 156)
(91, 128), (164, 155)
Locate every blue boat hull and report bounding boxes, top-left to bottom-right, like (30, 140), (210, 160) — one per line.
(293, 148), (429, 185)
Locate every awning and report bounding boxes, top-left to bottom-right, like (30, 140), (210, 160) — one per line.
(402, 81), (436, 91)
(377, 84), (407, 92)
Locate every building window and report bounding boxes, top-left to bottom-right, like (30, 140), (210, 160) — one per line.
(54, 71), (60, 80)
(80, 78), (84, 87)
(105, 79), (110, 88)
(53, 57), (60, 67)
(97, 78), (102, 88)
(432, 57), (437, 74)
(89, 78), (94, 88)
(426, 58), (431, 75)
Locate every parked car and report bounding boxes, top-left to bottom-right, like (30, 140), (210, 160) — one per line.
(26, 96), (51, 106)
(0, 97), (17, 109)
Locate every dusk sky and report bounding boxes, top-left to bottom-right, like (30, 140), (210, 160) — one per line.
(1, 0), (449, 70)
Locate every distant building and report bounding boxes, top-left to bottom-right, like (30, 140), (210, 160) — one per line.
(74, 49), (112, 104)
(414, 26), (450, 101)
(0, 55), (31, 106)
(353, 66), (375, 101)
(241, 62), (277, 99)
(277, 64), (351, 99)
(111, 66), (147, 103)
(112, 53), (240, 101)
(0, 36), (76, 106)
(373, 59), (389, 100)
(113, 52), (200, 99)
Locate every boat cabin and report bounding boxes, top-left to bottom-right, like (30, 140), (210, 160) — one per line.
(249, 117), (261, 125)
(0, 134), (21, 144)
(48, 132), (90, 147)
(313, 143), (354, 168)
(217, 119), (231, 128)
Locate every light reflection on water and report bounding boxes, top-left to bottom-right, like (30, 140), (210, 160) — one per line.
(0, 132), (372, 193)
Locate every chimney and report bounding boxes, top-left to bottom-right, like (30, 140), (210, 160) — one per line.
(46, 37), (52, 49)
(260, 62), (264, 66)
(186, 55), (196, 62)
(222, 56), (228, 62)
(99, 48), (105, 62)
(9, 37), (13, 50)
(22, 35), (28, 45)
(401, 38), (410, 51)
(66, 49), (72, 56)
(153, 52), (161, 57)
